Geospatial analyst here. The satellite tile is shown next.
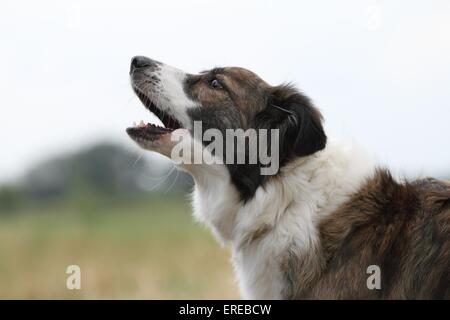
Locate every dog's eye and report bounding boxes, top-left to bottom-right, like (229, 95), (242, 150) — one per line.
(210, 79), (223, 89)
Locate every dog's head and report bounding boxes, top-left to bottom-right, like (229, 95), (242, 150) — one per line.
(127, 56), (326, 199)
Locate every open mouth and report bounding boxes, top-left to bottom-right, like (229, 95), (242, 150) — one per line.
(126, 90), (183, 141)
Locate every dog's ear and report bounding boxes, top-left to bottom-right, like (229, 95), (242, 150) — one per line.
(254, 84), (327, 159)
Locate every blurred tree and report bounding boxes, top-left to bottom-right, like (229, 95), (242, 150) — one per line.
(0, 186), (22, 213)
(20, 142), (193, 202)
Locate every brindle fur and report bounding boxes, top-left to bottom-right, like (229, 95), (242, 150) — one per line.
(282, 169), (450, 299)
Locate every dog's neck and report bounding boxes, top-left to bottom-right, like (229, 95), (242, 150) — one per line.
(188, 140), (376, 298)
(190, 140), (375, 244)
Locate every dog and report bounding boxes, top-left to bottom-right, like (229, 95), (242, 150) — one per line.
(127, 56), (449, 299)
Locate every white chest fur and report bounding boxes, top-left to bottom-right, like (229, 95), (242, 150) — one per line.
(190, 141), (375, 299)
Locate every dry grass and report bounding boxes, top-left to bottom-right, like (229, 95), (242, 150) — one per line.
(0, 196), (239, 299)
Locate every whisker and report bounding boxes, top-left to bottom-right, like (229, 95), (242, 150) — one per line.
(142, 165), (177, 192)
(164, 167), (180, 194)
(132, 153), (144, 168)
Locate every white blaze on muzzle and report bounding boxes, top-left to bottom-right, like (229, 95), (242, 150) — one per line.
(152, 62), (198, 129)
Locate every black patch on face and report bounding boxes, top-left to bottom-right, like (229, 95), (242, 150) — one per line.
(255, 84), (327, 159)
(184, 73), (327, 201)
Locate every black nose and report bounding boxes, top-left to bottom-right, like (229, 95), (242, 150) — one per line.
(130, 56), (156, 74)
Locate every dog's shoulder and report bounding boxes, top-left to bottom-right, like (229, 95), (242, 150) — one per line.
(314, 169), (450, 299)
(412, 177), (450, 213)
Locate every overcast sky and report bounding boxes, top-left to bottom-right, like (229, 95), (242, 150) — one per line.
(0, 0), (449, 183)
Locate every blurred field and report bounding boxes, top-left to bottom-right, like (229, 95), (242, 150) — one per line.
(0, 195), (239, 299)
